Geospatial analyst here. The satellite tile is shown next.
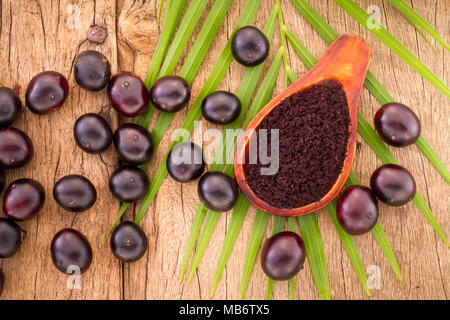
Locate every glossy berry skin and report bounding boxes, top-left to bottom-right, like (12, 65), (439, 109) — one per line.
(53, 175), (97, 212)
(110, 221), (148, 263)
(370, 164), (416, 206)
(374, 103), (421, 147)
(231, 26), (269, 67)
(74, 50), (111, 91)
(74, 113), (112, 154)
(336, 186), (379, 235)
(0, 87), (22, 128)
(50, 228), (92, 274)
(198, 172), (238, 212)
(167, 142), (205, 183)
(201, 91), (241, 125)
(149, 76), (190, 113)
(109, 166), (149, 202)
(0, 218), (26, 258)
(3, 179), (45, 222)
(0, 169), (4, 193)
(0, 268), (4, 297)
(261, 231), (306, 281)
(0, 127), (34, 169)
(108, 72), (149, 117)
(113, 123), (154, 165)
(25, 71), (69, 115)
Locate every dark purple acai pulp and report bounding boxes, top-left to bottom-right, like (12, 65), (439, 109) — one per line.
(244, 80), (350, 209)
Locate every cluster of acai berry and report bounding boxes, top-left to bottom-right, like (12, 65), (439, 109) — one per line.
(0, 24), (273, 296)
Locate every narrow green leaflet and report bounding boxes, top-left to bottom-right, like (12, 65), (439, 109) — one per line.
(209, 47), (283, 295)
(283, 27), (317, 69)
(327, 201), (371, 295)
(357, 115), (448, 246)
(239, 211), (270, 300)
(147, 0), (234, 141)
(112, 0), (234, 231)
(111, 0), (223, 235)
(158, 0), (210, 78)
(283, 47), (369, 295)
(285, 53), (376, 290)
(298, 213), (330, 300)
(139, 0), (211, 129)
(143, 0), (187, 94)
(415, 136), (450, 184)
(287, 217), (296, 300)
(333, 0), (450, 98)
(286, 1), (449, 244)
(187, 212), (222, 283)
(290, 0), (338, 43)
(371, 222), (403, 279)
(134, 0), (263, 225)
(285, 19), (432, 273)
(387, 0), (450, 51)
(178, 204), (208, 282)
(156, 0), (164, 27)
(186, 45), (283, 286)
(346, 169), (403, 280)
(180, 3), (278, 283)
(266, 215), (285, 300)
(109, 1), (187, 236)
(174, 6), (279, 286)
(148, 0), (235, 145)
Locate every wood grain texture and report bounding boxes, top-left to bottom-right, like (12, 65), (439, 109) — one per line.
(0, 0), (448, 300)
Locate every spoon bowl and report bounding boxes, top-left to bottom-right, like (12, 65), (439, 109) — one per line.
(234, 34), (371, 217)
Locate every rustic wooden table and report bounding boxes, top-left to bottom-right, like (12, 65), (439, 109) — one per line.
(0, 0), (448, 300)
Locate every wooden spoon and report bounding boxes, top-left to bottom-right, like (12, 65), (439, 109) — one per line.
(234, 34), (371, 217)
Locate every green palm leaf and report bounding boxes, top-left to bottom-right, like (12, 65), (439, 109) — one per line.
(139, 0), (211, 128)
(266, 216), (285, 300)
(288, 0), (448, 245)
(357, 115), (448, 246)
(298, 213), (330, 300)
(110, 0), (235, 234)
(287, 0), (449, 184)
(239, 211), (270, 299)
(185, 44), (283, 285)
(283, 22), (435, 278)
(287, 217), (297, 300)
(333, 0), (449, 98)
(176, 5), (279, 285)
(136, 0), (188, 125)
(345, 170), (402, 281)
(148, 0), (235, 144)
(284, 66), (373, 294)
(107, 0), (188, 237)
(387, 0), (450, 51)
(327, 201), (371, 295)
(134, 0), (263, 225)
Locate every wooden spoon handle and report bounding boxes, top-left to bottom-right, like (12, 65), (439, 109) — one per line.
(296, 34), (371, 114)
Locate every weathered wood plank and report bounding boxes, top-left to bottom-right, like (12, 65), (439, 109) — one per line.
(0, 0), (121, 299)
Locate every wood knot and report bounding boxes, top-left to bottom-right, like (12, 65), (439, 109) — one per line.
(87, 25), (107, 44)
